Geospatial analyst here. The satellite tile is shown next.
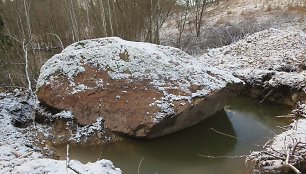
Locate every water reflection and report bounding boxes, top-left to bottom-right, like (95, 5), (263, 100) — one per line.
(56, 96), (291, 174)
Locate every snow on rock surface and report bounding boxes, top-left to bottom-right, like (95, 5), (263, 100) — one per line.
(37, 37), (243, 138)
(0, 92), (122, 174)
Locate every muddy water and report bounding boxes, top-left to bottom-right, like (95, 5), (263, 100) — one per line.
(55, 96), (291, 174)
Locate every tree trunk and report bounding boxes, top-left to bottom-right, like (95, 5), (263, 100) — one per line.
(107, 0), (113, 36)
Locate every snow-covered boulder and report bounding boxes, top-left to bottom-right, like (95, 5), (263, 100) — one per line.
(37, 37), (242, 138)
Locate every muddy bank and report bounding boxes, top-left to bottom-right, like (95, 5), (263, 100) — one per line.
(247, 102), (306, 174)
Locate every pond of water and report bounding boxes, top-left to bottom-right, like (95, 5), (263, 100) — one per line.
(55, 96), (292, 174)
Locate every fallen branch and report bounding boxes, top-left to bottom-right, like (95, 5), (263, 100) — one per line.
(285, 148), (301, 174)
(210, 128), (260, 147)
(276, 114), (295, 118)
(260, 88), (274, 103)
(197, 154), (247, 159)
(138, 157), (144, 174)
(67, 165), (81, 174)
(18, 152), (33, 159)
(210, 128), (236, 139)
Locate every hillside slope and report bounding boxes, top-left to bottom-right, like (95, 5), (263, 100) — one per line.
(160, 0), (306, 54)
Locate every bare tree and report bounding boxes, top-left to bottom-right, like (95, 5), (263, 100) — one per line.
(1, 0), (34, 94)
(175, 0), (190, 47)
(0, 0), (177, 89)
(194, 0), (207, 37)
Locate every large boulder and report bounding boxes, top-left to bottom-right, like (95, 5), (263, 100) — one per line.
(37, 37), (242, 138)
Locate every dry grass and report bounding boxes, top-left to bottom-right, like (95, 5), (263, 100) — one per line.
(264, 5), (273, 12)
(287, 5), (306, 13)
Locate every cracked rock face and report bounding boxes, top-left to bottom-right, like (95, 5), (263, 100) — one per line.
(37, 37), (242, 138)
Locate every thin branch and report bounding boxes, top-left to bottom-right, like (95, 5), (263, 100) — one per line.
(66, 144), (70, 173)
(286, 164), (301, 174)
(276, 114), (295, 118)
(1, 32), (22, 44)
(67, 165), (81, 174)
(285, 148), (301, 174)
(138, 157), (144, 174)
(262, 151), (285, 160)
(40, 33), (64, 50)
(210, 128), (261, 147)
(22, 41), (33, 95)
(210, 128), (236, 139)
(97, 151), (103, 161)
(197, 154), (247, 159)
(260, 88), (274, 103)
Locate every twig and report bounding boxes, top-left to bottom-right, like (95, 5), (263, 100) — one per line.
(138, 157), (144, 174)
(286, 164), (301, 174)
(276, 126), (289, 130)
(285, 148), (290, 164)
(66, 144), (70, 173)
(263, 139), (272, 148)
(262, 151), (285, 160)
(276, 115), (295, 118)
(210, 128), (236, 139)
(67, 165), (81, 174)
(260, 88), (274, 103)
(197, 154), (247, 159)
(40, 33), (64, 50)
(210, 128), (261, 147)
(97, 151), (103, 161)
(18, 152), (33, 159)
(285, 148), (301, 174)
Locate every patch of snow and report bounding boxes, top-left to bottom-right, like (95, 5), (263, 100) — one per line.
(269, 72), (306, 92)
(248, 118), (306, 172)
(270, 119), (306, 151)
(13, 159), (121, 174)
(53, 111), (74, 120)
(96, 79), (104, 88)
(0, 93), (122, 173)
(199, 28), (306, 91)
(71, 84), (90, 95)
(72, 117), (104, 142)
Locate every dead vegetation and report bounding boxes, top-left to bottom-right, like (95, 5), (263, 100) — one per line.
(161, 0), (306, 55)
(247, 102), (306, 174)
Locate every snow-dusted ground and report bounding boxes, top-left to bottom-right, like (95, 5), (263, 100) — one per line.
(247, 102), (306, 173)
(0, 92), (122, 174)
(199, 28), (306, 92)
